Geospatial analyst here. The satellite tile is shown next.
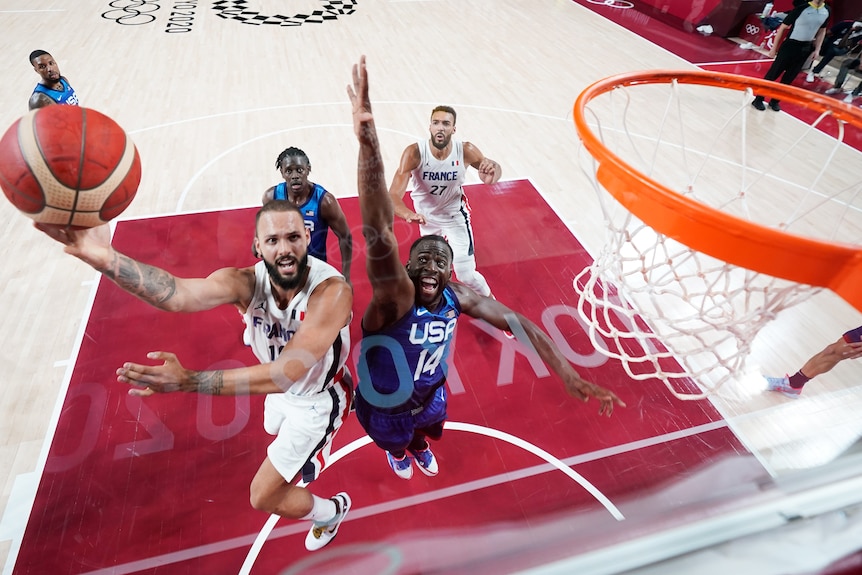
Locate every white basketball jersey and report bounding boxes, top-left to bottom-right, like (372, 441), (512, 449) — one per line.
(410, 139), (467, 224)
(243, 257), (350, 397)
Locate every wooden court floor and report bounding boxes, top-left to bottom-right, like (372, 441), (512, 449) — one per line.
(0, 1), (861, 574)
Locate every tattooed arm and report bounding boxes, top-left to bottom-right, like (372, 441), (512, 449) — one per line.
(116, 276), (353, 397)
(35, 222), (330, 398)
(35, 223), (252, 312)
(116, 351), (287, 396)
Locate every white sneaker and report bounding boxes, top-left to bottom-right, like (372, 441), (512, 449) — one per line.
(806, 72), (815, 83)
(409, 446), (439, 477)
(386, 451), (414, 480)
(844, 93), (855, 103)
(765, 375), (802, 399)
(825, 87), (842, 95)
(305, 492), (351, 551)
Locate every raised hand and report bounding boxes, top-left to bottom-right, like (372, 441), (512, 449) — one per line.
(35, 222), (114, 269)
(403, 211), (427, 225)
(564, 377), (626, 417)
(347, 55), (374, 138)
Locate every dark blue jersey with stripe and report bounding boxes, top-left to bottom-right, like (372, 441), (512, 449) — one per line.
(358, 286), (461, 411)
(32, 77), (79, 106)
(273, 182), (330, 261)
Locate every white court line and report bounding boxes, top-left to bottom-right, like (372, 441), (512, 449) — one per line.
(239, 422), (624, 574)
(237, 514), (279, 575)
(449, 421), (624, 519)
(695, 58), (774, 66)
(174, 124), (415, 212)
(237, 435), (372, 575)
(1, 269), (104, 575)
(81, 420), (731, 575)
(126, 100), (566, 137)
(155, 97), (852, 219)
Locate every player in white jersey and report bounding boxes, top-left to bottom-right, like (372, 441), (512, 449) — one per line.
(389, 105), (501, 298)
(36, 200), (354, 552)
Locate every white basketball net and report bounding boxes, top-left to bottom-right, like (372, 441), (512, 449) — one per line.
(574, 76), (862, 400)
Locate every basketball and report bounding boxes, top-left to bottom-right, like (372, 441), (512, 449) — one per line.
(0, 105), (141, 228)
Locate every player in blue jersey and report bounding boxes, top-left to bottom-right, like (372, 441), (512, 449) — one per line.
(28, 50), (79, 110)
(261, 147), (353, 285)
(347, 56), (625, 480)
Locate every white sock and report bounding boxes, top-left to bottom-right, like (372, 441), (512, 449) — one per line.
(301, 495), (337, 525)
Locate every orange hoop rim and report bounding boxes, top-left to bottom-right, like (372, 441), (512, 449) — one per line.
(573, 69), (862, 312)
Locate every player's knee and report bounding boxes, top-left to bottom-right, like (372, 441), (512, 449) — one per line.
(249, 489), (269, 512)
(249, 482), (276, 513)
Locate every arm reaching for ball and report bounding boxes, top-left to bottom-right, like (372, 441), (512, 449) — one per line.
(35, 222), (252, 313)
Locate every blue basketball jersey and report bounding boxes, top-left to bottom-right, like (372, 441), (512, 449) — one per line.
(359, 286), (461, 410)
(273, 182), (329, 261)
(32, 77), (79, 106)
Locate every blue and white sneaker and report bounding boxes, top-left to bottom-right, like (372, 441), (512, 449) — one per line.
(386, 452), (413, 480)
(305, 492), (351, 551)
(765, 375), (802, 399)
(409, 446), (439, 477)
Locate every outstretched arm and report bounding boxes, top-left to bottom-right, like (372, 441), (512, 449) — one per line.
(320, 192), (354, 285)
(347, 56), (414, 330)
(36, 223), (251, 312)
(799, 338), (862, 379)
(451, 283), (624, 416)
(388, 144), (426, 224)
(117, 276), (353, 396)
(118, 351), (281, 396)
(463, 142), (501, 185)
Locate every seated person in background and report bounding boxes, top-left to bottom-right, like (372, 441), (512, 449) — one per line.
(824, 52), (862, 103)
(806, 19), (862, 82)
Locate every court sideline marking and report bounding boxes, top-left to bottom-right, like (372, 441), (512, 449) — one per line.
(80, 420), (729, 575)
(238, 421), (625, 574)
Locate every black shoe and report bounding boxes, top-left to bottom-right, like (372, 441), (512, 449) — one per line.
(751, 98), (766, 111)
(768, 100), (781, 112)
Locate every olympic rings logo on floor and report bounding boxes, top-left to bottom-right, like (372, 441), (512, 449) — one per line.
(745, 23), (762, 35)
(101, 0), (160, 25)
(212, 0), (358, 26)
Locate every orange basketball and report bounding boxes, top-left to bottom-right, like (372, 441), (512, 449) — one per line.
(0, 106), (141, 228)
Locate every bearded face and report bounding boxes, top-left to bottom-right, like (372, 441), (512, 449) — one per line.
(255, 208), (311, 291)
(264, 251), (309, 290)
